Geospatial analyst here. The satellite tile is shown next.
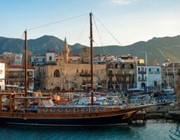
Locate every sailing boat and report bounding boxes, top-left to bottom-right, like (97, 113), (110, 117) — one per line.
(0, 13), (150, 126)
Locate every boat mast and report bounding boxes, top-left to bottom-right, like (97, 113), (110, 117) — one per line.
(90, 12), (94, 106)
(23, 30), (28, 110)
(24, 30), (28, 97)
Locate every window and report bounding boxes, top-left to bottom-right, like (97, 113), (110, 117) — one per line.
(49, 56), (52, 61)
(122, 64), (126, 69)
(28, 71), (33, 76)
(109, 64), (113, 69)
(129, 64), (134, 69)
(109, 70), (113, 74)
(115, 64), (120, 69)
(54, 70), (60, 77)
(149, 68), (151, 72)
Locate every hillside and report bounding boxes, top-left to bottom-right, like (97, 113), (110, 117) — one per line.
(0, 35), (180, 64)
(92, 36), (180, 64)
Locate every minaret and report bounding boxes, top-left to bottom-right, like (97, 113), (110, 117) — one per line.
(63, 37), (70, 63)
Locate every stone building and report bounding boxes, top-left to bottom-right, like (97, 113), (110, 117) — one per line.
(161, 61), (180, 88)
(40, 63), (106, 91)
(39, 38), (106, 92)
(106, 55), (138, 92)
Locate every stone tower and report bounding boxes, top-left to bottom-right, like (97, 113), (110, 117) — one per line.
(63, 37), (70, 63)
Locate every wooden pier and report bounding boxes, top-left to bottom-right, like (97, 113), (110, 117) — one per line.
(131, 105), (177, 124)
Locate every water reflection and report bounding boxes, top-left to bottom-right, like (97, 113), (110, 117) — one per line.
(0, 120), (180, 140)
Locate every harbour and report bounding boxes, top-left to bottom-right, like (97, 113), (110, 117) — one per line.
(0, 13), (152, 126)
(132, 108), (177, 123)
(0, 120), (179, 140)
(1, 1), (180, 139)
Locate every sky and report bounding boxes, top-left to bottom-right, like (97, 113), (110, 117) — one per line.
(0, 0), (180, 46)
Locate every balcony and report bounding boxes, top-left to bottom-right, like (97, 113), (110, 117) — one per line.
(138, 71), (146, 74)
(165, 72), (174, 75)
(107, 73), (114, 77)
(138, 78), (146, 81)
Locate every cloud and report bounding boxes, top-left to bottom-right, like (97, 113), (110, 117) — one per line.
(110, 0), (136, 5)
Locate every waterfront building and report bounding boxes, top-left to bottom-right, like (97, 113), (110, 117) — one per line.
(0, 63), (5, 90)
(136, 65), (162, 89)
(161, 60), (180, 88)
(106, 55), (138, 92)
(38, 38), (106, 92)
(5, 65), (35, 91)
(40, 63), (106, 91)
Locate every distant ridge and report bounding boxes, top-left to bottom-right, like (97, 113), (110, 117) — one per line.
(0, 35), (180, 64)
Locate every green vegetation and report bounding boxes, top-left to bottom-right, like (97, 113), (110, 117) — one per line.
(0, 35), (180, 64)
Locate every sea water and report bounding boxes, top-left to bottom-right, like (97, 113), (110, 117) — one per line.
(0, 120), (179, 140)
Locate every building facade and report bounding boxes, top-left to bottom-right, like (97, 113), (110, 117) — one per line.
(40, 63), (106, 92)
(136, 65), (162, 89)
(106, 55), (138, 92)
(31, 55), (46, 66)
(0, 63), (5, 90)
(161, 61), (180, 89)
(5, 65), (35, 91)
(45, 50), (56, 64)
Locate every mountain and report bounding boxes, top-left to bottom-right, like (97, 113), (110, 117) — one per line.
(0, 35), (180, 64)
(72, 35), (180, 64)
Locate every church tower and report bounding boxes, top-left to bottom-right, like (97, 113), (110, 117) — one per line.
(63, 37), (70, 63)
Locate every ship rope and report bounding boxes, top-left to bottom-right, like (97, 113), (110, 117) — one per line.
(77, 16), (89, 44)
(28, 13), (88, 31)
(93, 16), (104, 47)
(94, 15), (122, 46)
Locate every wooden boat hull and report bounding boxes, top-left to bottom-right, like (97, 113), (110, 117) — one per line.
(0, 113), (131, 126)
(0, 106), (147, 126)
